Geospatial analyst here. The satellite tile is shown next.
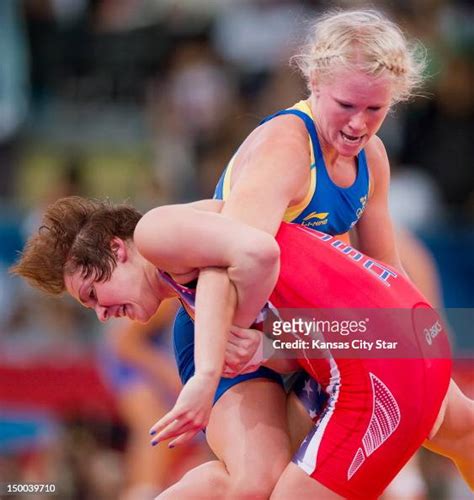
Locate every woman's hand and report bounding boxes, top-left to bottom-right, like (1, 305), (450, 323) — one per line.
(149, 373), (217, 448)
(223, 326), (266, 377)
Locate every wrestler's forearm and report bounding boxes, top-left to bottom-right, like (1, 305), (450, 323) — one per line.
(194, 267), (236, 381)
(194, 255), (280, 382)
(228, 247), (280, 328)
(194, 254), (280, 383)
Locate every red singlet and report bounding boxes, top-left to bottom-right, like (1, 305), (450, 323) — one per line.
(269, 223), (452, 499)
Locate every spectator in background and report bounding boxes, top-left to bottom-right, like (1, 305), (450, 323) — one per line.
(0, 0), (30, 200)
(147, 38), (238, 202)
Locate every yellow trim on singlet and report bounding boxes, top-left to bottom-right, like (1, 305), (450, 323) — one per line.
(282, 164), (316, 221)
(221, 100), (319, 217)
(282, 100), (317, 222)
(221, 153), (237, 200)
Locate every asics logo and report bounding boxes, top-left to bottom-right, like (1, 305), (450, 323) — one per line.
(425, 320), (443, 345)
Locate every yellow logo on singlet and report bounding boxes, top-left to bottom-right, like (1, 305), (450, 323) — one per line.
(302, 212), (329, 227)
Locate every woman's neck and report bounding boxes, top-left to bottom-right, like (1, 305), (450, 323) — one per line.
(147, 264), (177, 300)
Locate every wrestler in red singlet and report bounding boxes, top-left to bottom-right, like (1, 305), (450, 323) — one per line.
(157, 220), (451, 499)
(268, 223), (452, 499)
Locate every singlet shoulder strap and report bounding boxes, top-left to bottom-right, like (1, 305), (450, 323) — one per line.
(259, 107), (323, 166)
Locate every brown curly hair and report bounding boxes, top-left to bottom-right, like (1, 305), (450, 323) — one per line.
(10, 196), (142, 295)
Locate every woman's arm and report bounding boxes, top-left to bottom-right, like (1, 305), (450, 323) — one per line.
(136, 203), (281, 446)
(354, 136), (405, 273)
(134, 202), (280, 329)
(220, 115), (311, 235)
(135, 203), (280, 377)
(224, 326), (300, 377)
(396, 227), (442, 307)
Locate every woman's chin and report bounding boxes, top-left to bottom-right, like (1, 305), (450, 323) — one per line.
(138, 304), (161, 323)
(134, 312), (150, 324)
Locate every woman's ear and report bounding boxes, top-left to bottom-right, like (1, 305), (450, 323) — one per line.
(110, 237), (128, 263)
(310, 71), (320, 97)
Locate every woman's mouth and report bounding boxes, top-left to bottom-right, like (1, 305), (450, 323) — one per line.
(340, 131), (364, 146)
(115, 305), (126, 318)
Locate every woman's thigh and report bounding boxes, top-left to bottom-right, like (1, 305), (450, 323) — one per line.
(206, 378), (291, 484)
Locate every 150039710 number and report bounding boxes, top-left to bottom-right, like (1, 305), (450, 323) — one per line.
(4, 484), (57, 495)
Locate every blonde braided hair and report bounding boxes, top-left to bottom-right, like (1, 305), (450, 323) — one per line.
(292, 9), (427, 104)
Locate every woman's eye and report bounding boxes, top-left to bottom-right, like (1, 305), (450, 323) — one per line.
(336, 100), (353, 109)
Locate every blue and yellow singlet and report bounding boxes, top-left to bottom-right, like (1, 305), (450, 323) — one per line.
(214, 100), (370, 236)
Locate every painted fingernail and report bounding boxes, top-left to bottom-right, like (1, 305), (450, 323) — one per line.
(168, 444), (174, 449)
(150, 430), (156, 436)
(151, 440), (158, 446)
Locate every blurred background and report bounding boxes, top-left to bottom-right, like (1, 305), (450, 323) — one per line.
(0, 0), (472, 498)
